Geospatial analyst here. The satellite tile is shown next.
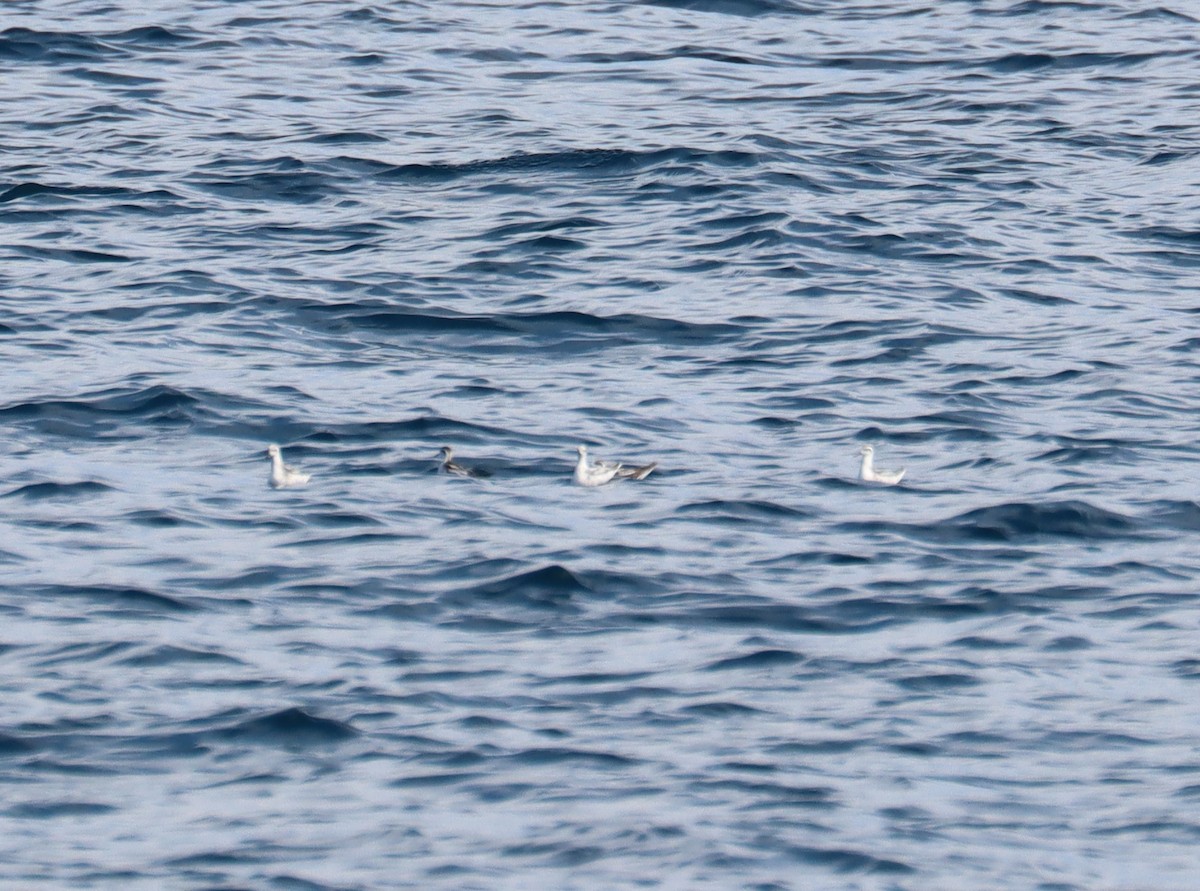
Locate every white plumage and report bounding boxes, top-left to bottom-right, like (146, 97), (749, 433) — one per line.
(267, 444), (311, 489)
(574, 445), (656, 487)
(859, 445), (905, 485)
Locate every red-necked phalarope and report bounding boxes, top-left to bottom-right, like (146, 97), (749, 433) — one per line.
(574, 445), (657, 487)
(438, 446), (491, 479)
(859, 444), (905, 485)
(267, 444), (311, 489)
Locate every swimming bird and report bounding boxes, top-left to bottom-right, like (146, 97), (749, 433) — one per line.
(438, 446), (491, 479)
(574, 445), (657, 487)
(266, 444), (311, 489)
(859, 444), (905, 485)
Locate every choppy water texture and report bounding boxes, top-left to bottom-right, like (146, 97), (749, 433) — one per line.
(3, 1), (1200, 888)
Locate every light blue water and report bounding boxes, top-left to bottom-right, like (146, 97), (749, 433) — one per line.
(3, 2), (1200, 888)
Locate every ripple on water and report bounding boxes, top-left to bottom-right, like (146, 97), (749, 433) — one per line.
(3, 0), (1200, 888)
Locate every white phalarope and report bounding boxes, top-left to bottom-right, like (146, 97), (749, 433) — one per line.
(267, 444), (311, 489)
(859, 444), (905, 485)
(574, 445), (657, 487)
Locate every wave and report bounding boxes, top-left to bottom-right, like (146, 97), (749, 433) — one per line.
(123, 508), (205, 528)
(13, 245), (132, 263)
(0, 25), (198, 64)
(450, 564), (592, 610)
(210, 708), (358, 746)
(985, 51), (1156, 73)
(0, 733), (36, 756)
(675, 499), (812, 522)
(374, 146), (764, 184)
(302, 304), (744, 347)
(505, 746), (640, 768)
(6, 801), (117, 819)
(0, 27), (118, 63)
(845, 500), (1142, 544)
(704, 648), (804, 671)
(3, 481), (113, 500)
(944, 500), (1139, 540)
(0, 181), (176, 204)
(893, 672), (981, 692)
(187, 156), (343, 204)
(44, 583), (195, 613)
(1149, 501), (1200, 533)
(0, 384), (200, 420)
(639, 0), (818, 16)
(634, 602), (843, 633)
(781, 844), (913, 875)
(297, 414), (509, 445)
(115, 646), (243, 668)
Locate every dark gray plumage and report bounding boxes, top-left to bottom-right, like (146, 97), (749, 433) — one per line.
(438, 446), (491, 479)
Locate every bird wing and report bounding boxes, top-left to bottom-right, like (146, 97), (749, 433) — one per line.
(616, 462), (656, 480)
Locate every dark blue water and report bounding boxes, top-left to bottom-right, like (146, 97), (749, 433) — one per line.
(3, 1), (1200, 888)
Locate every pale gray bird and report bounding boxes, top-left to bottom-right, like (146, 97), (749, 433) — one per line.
(859, 445), (905, 485)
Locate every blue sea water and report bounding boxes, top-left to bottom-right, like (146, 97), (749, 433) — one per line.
(3, 0), (1200, 888)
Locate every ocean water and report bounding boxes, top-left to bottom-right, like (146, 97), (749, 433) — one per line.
(3, 1), (1200, 888)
